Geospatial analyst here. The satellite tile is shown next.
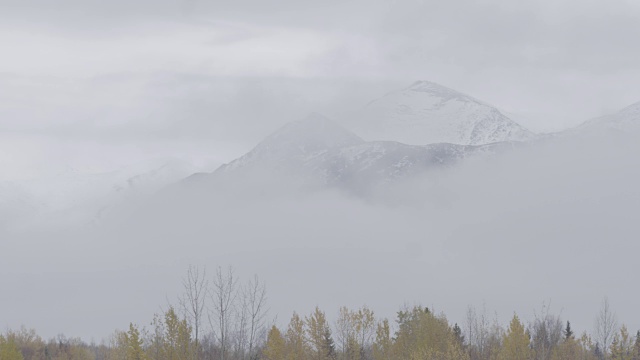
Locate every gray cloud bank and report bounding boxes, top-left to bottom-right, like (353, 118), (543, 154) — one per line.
(3, 0), (640, 128)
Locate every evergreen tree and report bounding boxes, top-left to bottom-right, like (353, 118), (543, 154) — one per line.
(452, 323), (465, 346)
(322, 327), (337, 360)
(564, 321), (574, 341)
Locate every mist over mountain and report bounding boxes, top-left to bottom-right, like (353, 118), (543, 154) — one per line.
(4, 78), (638, 231)
(189, 112), (518, 197)
(576, 100), (640, 134)
(58, 119), (640, 342)
(0, 158), (198, 231)
(347, 80), (535, 145)
(2, 77), (640, 342)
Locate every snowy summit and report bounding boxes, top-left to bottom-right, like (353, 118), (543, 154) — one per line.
(349, 80), (535, 145)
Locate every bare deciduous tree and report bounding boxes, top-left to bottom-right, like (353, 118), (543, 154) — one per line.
(530, 301), (563, 360)
(335, 307), (357, 359)
(466, 304), (488, 360)
(595, 297), (618, 357)
(354, 306), (375, 359)
(233, 298), (248, 360)
(209, 266), (238, 360)
(244, 275), (268, 360)
(179, 265), (208, 360)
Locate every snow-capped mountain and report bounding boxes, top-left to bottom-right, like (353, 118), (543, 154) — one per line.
(202, 113), (512, 194)
(0, 158), (199, 230)
(347, 81), (535, 145)
(576, 100), (640, 133)
(217, 112), (364, 173)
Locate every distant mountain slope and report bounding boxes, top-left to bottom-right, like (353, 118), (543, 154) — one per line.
(198, 113), (513, 194)
(576, 100), (640, 133)
(0, 158), (198, 230)
(217, 112), (364, 173)
(347, 81), (534, 145)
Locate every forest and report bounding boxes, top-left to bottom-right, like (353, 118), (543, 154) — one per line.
(2, 266), (639, 360)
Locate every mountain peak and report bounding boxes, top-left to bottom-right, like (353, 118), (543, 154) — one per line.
(218, 113), (363, 172)
(404, 80), (485, 105)
(407, 80), (455, 92)
(348, 81), (534, 146)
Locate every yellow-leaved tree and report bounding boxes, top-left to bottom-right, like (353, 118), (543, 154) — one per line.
(163, 306), (192, 360)
(498, 314), (531, 360)
(262, 326), (286, 360)
(392, 306), (468, 360)
(124, 324), (147, 360)
(610, 325), (635, 360)
(305, 307), (336, 360)
(285, 312), (309, 360)
(0, 335), (24, 360)
(372, 319), (392, 360)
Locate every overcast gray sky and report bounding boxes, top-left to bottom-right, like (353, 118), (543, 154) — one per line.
(3, 0), (640, 126)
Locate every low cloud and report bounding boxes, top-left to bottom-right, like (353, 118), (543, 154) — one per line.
(2, 129), (639, 340)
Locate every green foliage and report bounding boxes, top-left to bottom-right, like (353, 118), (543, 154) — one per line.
(453, 323), (465, 346)
(564, 321), (574, 341)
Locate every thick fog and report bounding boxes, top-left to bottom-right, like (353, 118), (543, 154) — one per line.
(2, 130), (640, 340)
(2, 0), (640, 347)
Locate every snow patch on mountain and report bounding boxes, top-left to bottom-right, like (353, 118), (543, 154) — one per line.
(348, 81), (535, 145)
(218, 113), (364, 173)
(206, 113), (514, 195)
(577, 101), (640, 133)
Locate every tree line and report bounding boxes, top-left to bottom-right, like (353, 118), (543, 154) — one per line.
(2, 265), (639, 360)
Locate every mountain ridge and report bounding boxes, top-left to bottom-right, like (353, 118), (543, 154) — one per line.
(193, 113), (517, 196)
(348, 80), (535, 146)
